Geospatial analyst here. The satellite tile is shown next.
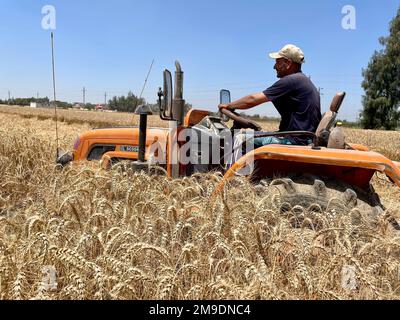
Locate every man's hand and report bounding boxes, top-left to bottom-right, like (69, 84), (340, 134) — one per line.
(218, 104), (232, 111)
(218, 93), (269, 111)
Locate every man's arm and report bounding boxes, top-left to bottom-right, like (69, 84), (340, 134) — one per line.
(219, 92), (270, 111)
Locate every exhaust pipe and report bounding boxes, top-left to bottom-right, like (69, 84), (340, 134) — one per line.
(168, 61), (185, 179)
(173, 61), (185, 126)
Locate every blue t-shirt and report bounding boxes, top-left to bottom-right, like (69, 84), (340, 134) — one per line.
(263, 72), (322, 145)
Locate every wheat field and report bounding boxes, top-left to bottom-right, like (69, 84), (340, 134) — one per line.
(1, 105), (400, 300)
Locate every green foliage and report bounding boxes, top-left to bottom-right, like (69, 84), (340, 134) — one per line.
(85, 103), (96, 110)
(127, 101), (192, 116)
(1, 97), (50, 106)
(0, 97), (75, 110)
(108, 91), (146, 113)
(55, 101), (73, 109)
(336, 119), (361, 129)
(361, 7), (400, 130)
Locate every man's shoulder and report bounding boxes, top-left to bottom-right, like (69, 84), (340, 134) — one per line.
(276, 72), (307, 87)
(284, 72), (308, 81)
(285, 72), (317, 90)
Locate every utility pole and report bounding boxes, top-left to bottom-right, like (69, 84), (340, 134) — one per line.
(318, 87), (324, 98)
(104, 92), (107, 106)
(8, 90), (10, 104)
(82, 86), (86, 105)
(37, 92), (39, 100)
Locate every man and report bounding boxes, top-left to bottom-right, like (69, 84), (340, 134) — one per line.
(219, 44), (322, 148)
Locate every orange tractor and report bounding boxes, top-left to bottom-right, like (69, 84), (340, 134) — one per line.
(57, 61), (400, 222)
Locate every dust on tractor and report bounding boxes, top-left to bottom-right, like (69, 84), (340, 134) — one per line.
(57, 61), (400, 225)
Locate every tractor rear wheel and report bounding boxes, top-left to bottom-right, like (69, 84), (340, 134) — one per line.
(259, 174), (385, 227)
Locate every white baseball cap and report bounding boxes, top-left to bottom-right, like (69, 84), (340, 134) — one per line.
(269, 44), (305, 64)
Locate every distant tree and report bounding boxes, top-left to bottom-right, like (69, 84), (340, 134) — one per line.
(145, 101), (192, 116)
(360, 7), (400, 130)
(85, 103), (96, 110)
(55, 101), (72, 109)
(108, 91), (145, 113)
(336, 119), (360, 129)
(5, 96), (50, 106)
(148, 103), (160, 114)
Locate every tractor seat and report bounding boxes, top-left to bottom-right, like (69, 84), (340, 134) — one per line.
(314, 92), (346, 147)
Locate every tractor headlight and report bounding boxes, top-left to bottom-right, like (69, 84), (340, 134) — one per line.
(57, 152), (73, 167)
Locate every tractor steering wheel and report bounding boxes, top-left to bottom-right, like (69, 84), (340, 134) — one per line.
(220, 108), (262, 131)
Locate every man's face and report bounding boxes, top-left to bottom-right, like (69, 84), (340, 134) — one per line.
(274, 58), (292, 78)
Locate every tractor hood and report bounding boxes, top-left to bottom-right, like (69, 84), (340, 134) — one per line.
(68, 126), (170, 164)
(81, 127), (169, 142)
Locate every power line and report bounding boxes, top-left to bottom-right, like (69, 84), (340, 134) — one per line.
(138, 59), (154, 100)
(51, 32), (60, 158)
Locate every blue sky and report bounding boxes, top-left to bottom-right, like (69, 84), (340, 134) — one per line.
(0, 0), (399, 121)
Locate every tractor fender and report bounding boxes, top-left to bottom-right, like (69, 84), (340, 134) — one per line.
(215, 145), (400, 195)
(347, 143), (370, 152)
